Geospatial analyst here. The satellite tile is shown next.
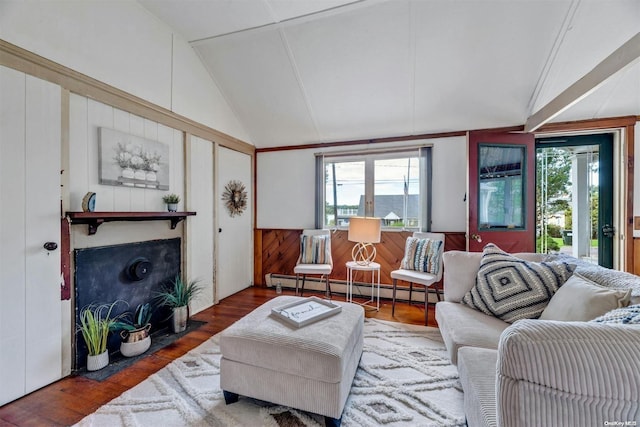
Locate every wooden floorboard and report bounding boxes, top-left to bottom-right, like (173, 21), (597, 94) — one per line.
(0, 286), (435, 426)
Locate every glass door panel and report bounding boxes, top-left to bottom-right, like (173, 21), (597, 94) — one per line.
(536, 134), (613, 268)
(478, 145), (525, 230)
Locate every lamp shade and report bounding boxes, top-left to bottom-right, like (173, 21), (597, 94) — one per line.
(348, 217), (381, 243)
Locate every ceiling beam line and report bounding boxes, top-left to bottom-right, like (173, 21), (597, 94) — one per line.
(525, 31), (640, 133)
(189, 0), (370, 45)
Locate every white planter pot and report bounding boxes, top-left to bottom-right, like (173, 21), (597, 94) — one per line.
(172, 306), (188, 333)
(134, 169), (146, 187)
(146, 171), (157, 188)
(120, 336), (151, 357)
(167, 203), (178, 212)
(87, 350), (109, 371)
(121, 167), (135, 187)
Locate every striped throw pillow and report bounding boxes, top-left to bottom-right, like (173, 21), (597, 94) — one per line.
(400, 237), (443, 275)
(299, 235), (332, 265)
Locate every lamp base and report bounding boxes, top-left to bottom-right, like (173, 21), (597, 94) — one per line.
(352, 242), (377, 266)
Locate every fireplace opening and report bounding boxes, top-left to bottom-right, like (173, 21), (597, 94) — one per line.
(74, 238), (181, 371)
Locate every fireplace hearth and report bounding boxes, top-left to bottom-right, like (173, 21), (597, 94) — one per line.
(74, 238), (181, 370)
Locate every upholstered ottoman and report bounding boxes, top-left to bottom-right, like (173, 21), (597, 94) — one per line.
(220, 296), (364, 426)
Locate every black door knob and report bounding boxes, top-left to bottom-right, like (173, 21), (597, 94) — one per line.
(43, 242), (58, 251)
(219, 228), (222, 233)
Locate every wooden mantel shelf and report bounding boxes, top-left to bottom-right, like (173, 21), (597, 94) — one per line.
(66, 211), (196, 235)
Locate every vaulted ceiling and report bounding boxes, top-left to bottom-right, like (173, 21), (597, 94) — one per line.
(139, 0), (640, 148)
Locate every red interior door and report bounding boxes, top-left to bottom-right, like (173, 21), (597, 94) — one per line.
(468, 131), (535, 252)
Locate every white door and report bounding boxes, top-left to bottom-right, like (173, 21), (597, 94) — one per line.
(216, 146), (252, 300)
(0, 67), (62, 405)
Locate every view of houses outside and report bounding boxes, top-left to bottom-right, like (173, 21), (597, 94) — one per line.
(324, 155), (420, 229)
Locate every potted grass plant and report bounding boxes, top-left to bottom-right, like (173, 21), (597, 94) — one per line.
(162, 193), (180, 212)
(156, 275), (202, 333)
(78, 301), (125, 371)
(114, 303), (154, 357)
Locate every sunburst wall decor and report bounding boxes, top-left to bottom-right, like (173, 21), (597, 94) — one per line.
(222, 180), (247, 217)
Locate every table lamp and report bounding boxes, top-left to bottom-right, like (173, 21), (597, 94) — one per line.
(348, 216), (381, 265)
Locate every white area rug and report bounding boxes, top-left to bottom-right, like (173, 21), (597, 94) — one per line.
(76, 319), (465, 426)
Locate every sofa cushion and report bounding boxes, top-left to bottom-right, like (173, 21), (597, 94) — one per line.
(461, 243), (575, 323)
(400, 236), (443, 274)
(435, 301), (509, 365)
(540, 272), (632, 321)
(457, 347), (498, 427)
(591, 304), (640, 324)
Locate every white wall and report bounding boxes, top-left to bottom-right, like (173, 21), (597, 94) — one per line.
(634, 123), (640, 238)
(0, 0), (250, 143)
(69, 95), (185, 214)
(256, 136), (467, 231)
(171, 32), (250, 141)
(69, 97), (217, 317)
(186, 136), (215, 314)
(0, 0), (252, 314)
(257, 148), (316, 229)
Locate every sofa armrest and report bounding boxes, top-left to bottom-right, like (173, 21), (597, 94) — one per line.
(497, 320), (640, 426)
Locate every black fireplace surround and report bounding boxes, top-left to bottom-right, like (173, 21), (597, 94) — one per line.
(74, 238), (181, 370)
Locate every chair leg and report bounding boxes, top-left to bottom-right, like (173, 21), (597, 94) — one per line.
(325, 274), (331, 299)
(424, 293), (429, 326)
(301, 275), (306, 296)
(295, 274), (300, 296)
(409, 283), (413, 304)
(392, 278), (397, 316)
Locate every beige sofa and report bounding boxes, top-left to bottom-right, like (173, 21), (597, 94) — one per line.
(436, 250), (640, 427)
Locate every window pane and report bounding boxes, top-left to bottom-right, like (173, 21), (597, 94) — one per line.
(324, 161), (364, 227)
(321, 149), (430, 230)
(478, 145), (525, 229)
(373, 157), (420, 229)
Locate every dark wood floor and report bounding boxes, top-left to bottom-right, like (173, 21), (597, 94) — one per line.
(0, 287), (435, 426)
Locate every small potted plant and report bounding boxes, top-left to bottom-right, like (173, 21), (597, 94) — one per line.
(156, 275), (202, 333)
(114, 303), (154, 357)
(162, 193), (180, 212)
(77, 301), (125, 371)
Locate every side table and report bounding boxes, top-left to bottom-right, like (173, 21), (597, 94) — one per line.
(346, 261), (380, 311)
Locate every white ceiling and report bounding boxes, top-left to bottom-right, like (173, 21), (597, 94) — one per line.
(139, 0), (640, 148)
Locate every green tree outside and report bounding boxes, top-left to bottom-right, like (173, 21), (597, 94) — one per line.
(536, 147), (571, 253)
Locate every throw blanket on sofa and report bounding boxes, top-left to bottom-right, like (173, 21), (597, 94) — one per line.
(547, 253), (640, 298)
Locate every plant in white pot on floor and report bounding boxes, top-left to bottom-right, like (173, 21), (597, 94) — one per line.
(114, 302), (154, 357)
(157, 275), (202, 333)
(78, 301), (125, 371)
(162, 193), (180, 212)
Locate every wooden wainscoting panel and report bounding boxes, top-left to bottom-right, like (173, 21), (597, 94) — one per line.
(634, 238), (640, 276)
(254, 229), (466, 288)
(445, 233), (467, 252)
(259, 229), (300, 279)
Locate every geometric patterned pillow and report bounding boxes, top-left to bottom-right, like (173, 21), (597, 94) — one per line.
(299, 234), (332, 265)
(591, 304), (640, 324)
(461, 243), (575, 323)
(400, 237), (443, 275)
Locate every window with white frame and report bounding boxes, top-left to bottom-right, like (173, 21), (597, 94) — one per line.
(316, 147), (432, 231)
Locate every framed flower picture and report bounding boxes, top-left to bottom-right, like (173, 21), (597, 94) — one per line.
(98, 127), (170, 190)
